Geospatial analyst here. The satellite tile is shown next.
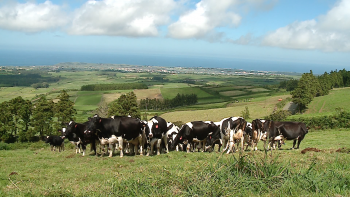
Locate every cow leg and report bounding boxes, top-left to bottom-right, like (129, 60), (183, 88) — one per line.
(82, 145), (86, 156)
(138, 136), (143, 156)
(292, 140), (297, 149)
(222, 138), (227, 152)
(163, 135), (169, 153)
(156, 139), (162, 155)
(186, 143), (190, 153)
(108, 143), (114, 157)
(296, 136), (304, 149)
(117, 137), (123, 157)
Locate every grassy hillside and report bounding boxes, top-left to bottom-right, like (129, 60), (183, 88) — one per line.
(1, 129), (349, 196)
(161, 94), (290, 123)
(288, 87), (350, 119)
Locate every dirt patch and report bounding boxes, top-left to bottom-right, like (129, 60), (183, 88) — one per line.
(301, 147), (321, 154)
(66, 154), (76, 158)
(134, 89), (163, 101)
(336, 147), (350, 153)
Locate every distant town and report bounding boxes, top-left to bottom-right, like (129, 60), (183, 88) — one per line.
(1, 62), (301, 76)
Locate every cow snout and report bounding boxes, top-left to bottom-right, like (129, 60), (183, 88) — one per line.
(149, 133), (153, 138)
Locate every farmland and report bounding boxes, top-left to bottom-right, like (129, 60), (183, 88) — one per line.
(1, 64), (350, 196)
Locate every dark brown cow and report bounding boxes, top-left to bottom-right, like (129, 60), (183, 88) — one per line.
(262, 120), (308, 150)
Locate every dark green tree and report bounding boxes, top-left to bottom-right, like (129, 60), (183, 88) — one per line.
(8, 96), (32, 137)
(0, 101), (14, 142)
(108, 92), (140, 118)
(32, 96), (54, 136)
(53, 90), (76, 131)
(291, 71), (317, 113)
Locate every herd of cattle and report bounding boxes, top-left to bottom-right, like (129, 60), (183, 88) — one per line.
(45, 115), (309, 157)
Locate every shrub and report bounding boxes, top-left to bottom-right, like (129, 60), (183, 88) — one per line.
(0, 142), (11, 150)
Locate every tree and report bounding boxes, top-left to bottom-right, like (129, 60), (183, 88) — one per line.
(0, 101), (14, 142)
(291, 71), (316, 113)
(241, 106), (250, 119)
(53, 90), (76, 131)
(108, 92), (140, 118)
(32, 96), (54, 136)
(8, 96), (32, 137)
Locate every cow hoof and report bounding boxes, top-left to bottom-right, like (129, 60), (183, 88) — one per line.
(120, 156), (123, 158)
(157, 153), (160, 156)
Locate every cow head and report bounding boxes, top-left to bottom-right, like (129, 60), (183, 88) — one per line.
(170, 124), (187, 150)
(64, 121), (78, 138)
(146, 118), (160, 139)
(45, 136), (51, 143)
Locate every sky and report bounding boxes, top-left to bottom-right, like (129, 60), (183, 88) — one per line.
(0, 0), (349, 73)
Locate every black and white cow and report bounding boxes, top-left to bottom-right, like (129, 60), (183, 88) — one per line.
(86, 115), (146, 157)
(261, 120), (290, 151)
(166, 122), (181, 151)
(60, 127), (82, 154)
(64, 121), (97, 156)
(215, 117), (246, 152)
(45, 135), (65, 152)
(249, 119), (265, 151)
(170, 121), (220, 153)
(144, 116), (168, 156)
(224, 119), (247, 154)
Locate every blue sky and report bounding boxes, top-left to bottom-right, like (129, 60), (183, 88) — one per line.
(0, 0), (349, 73)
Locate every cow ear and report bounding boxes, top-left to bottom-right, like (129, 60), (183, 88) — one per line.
(155, 124), (158, 129)
(75, 124), (78, 128)
(99, 118), (102, 123)
(210, 136), (212, 139)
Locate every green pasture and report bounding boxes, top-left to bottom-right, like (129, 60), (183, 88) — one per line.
(1, 129), (349, 196)
(160, 87), (213, 99)
(73, 91), (103, 111)
(306, 87), (350, 114)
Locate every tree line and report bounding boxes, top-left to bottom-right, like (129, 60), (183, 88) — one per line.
(279, 69), (349, 112)
(139, 93), (198, 110)
(81, 83), (148, 91)
(0, 90), (76, 143)
(0, 74), (59, 87)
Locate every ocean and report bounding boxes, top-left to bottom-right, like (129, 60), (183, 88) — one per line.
(0, 50), (341, 74)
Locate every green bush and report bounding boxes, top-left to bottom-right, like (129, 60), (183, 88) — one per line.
(0, 142), (11, 150)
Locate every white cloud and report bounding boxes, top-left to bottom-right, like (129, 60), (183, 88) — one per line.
(168, 0), (241, 39)
(0, 1), (68, 33)
(68, 0), (177, 37)
(262, 0), (350, 52)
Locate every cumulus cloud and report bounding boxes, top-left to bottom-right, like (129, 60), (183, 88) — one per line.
(262, 0), (350, 52)
(168, 0), (241, 39)
(0, 1), (68, 33)
(68, 0), (177, 37)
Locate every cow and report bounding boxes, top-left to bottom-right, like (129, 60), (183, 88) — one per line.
(274, 121), (308, 149)
(165, 122), (181, 152)
(260, 120), (301, 151)
(60, 127), (82, 154)
(247, 119), (265, 151)
(214, 117), (246, 153)
(225, 119), (247, 154)
(170, 121), (220, 153)
(86, 115), (146, 157)
(45, 135), (65, 152)
(63, 121), (97, 156)
(144, 116), (168, 156)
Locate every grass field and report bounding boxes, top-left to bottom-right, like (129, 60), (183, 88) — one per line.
(161, 94), (290, 123)
(305, 87), (350, 114)
(1, 129), (349, 196)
